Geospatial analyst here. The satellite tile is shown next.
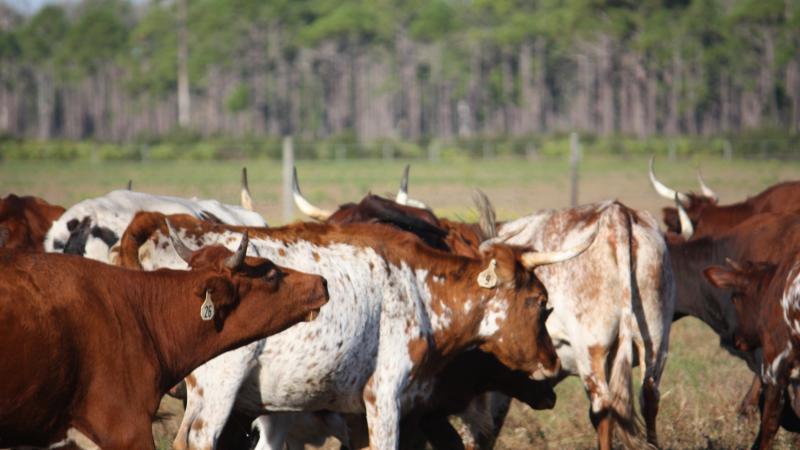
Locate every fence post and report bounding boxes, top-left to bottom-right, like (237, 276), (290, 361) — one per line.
(570, 132), (581, 207)
(428, 141), (440, 162)
(382, 142), (393, 161)
(723, 139), (733, 160)
(282, 136), (294, 223)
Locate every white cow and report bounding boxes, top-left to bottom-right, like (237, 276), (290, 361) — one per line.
(114, 213), (595, 450)
(45, 171), (263, 263)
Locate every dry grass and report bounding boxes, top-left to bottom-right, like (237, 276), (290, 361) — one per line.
(2, 154), (799, 449)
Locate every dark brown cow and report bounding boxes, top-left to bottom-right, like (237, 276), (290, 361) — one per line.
(0, 193), (64, 251)
(0, 235), (328, 449)
(704, 255), (800, 449)
(649, 156), (800, 239)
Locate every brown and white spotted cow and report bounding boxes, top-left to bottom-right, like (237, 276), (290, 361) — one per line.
(297, 177), (674, 450)
(114, 212), (595, 450)
(0, 194), (64, 251)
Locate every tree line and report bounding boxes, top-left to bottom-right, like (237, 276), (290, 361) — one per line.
(0, 0), (797, 144)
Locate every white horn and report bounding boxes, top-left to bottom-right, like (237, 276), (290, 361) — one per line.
(225, 231), (249, 269)
(396, 164), (410, 205)
(676, 194), (694, 239)
(240, 167), (254, 211)
(166, 219), (194, 263)
(649, 156), (690, 205)
(395, 164), (431, 210)
(521, 229), (598, 269)
(696, 170), (719, 202)
(292, 167), (333, 221)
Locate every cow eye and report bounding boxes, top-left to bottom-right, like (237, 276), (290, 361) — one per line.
(265, 268), (282, 283)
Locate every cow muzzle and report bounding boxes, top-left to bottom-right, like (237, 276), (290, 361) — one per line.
(530, 358), (561, 381)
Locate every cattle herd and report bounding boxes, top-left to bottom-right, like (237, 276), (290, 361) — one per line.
(0, 159), (799, 450)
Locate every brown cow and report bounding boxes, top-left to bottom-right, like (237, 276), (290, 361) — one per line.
(0, 194), (64, 251)
(704, 255), (800, 449)
(0, 232), (328, 449)
(649, 156), (800, 239)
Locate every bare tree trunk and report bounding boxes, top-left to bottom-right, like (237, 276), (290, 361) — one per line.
(596, 35), (615, 135)
(35, 71), (53, 139)
(176, 0), (191, 128)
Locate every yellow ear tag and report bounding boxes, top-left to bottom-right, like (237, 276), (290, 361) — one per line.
(200, 290), (215, 321)
(477, 259), (498, 289)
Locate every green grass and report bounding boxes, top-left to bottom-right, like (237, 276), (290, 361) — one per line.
(2, 154), (799, 449)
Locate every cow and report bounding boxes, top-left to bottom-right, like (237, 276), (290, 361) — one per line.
(704, 255), (800, 449)
(113, 212), (596, 450)
(299, 170), (675, 450)
(44, 177), (265, 262)
(648, 156), (800, 239)
(666, 210), (800, 428)
(0, 193), (64, 251)
(292, 167), (484, 259)
(0, 230), (329, 449)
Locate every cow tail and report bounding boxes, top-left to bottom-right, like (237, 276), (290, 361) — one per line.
(116, 211), (165, 270)
(606, 203), (646, 449)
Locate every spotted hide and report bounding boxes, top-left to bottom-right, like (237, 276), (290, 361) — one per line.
(44, 189), (266, 263)
(115, 213), (590, 450)
(488, 200), (675, 450)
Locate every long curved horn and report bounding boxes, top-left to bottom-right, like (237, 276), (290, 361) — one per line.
(225, 231), (249, 269)
(696, 170), (719, 202)
(676, 194), (694, 239)
(240, 167), (254, 211)
(166, 219), (194, 263)
(395, 164), (431, 210)
(292, 167), (332, 221)
(649, 156), (690, 205)
(396, 164), (410, 205)
(473, 189), (497, 239)
(521, 228), (598, 269)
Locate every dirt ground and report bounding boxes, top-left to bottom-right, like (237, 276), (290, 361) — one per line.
(2, 154), (798, 449)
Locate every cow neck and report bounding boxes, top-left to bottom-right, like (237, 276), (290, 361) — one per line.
(123, 269), (250, 392)
(695, 203), (754, 237)
(669, 236), (739, 338)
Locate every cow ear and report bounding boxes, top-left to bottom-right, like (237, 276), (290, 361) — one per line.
(198, 276), (238, 317)
(703, 265), (745, 290)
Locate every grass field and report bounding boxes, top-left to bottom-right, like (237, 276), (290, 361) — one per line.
(2, 154), (799, 449)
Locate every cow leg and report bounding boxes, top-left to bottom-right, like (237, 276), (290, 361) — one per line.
(641, 375), (660, 447)
(419, 413), (464, 450)
(754, 382), (784, 450)
(583, 348), (613, 450)
(174, 343), (261, 450)
(738, 375), (762, 418)
(363, 372), (406, 450)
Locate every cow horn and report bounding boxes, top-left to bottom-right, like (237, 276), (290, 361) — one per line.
(649, 156), (690, 205)
(292, 167), (332, 221)
(225, 231), (249, 269)
(166, 219), (194, 263)
(520, 229), (597, 269)
(395, 164), (431, 210)
(473, 189), (497, 239)
(696, 170), (719, 202)
(675, 194), (694, 239)
(240, 167), (254, 211)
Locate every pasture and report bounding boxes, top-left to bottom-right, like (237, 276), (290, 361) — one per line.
(2, 154), (798, 449)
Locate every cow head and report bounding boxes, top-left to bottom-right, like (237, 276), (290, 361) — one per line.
(475, 232), (596, 380)
(704, 258), (776, 352)
(166, 221), (329, 332)
(0, 194), (65, 251)
(649, 156), (719, 236)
